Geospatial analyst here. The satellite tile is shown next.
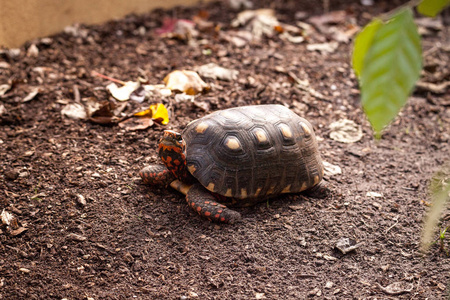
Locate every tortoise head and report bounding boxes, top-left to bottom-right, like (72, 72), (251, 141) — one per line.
(159, 130), (192, 182)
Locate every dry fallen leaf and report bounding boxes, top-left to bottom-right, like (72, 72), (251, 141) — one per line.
(134, 103), (169, 125)
(155, 18), (198, 40)
(196, 63), (239, 81)
(1, 209), (28, 236)
(329, 119), (363, 143)
(322, 161), (342, 177)
(143, 84), (172, 97)
(231, 9), (279, 40)
(118, 117), (154, 131)
(22, 87), (41, 102)
(378, 282), (414, 295)
(0, 83), (12, 96)
(106, 81), (140, 101)
(306, 42), (339, 54)
(164, 70), (209, 95)
(220, 30), (253, 47)
(61, 103), (87, 120)
(89, 101), (122, 125)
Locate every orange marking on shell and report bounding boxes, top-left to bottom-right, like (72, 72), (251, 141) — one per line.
(204, 211), (211, 217)
(220, 217), (226, 222)
(196, 207), (202, 212)
(215, 214), (220, 219)
(217, 210), (223, 214)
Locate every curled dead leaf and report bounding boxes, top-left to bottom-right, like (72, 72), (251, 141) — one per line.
(196, 63), (239, 81)
(134, 103), (169, 125)
(155, 18), (198, 40)
(107, 81), (140, 101)
(119, 117), (154, 131)
(378, 282), (414, 295)
(61, 103), (87, 120)
(329, 119), (363, 143)
(89, 101), (126, 125)
(164, 70), (209, 95)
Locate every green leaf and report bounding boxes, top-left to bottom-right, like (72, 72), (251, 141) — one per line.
(352, 19), (383, 79)
(360, 8), (422, 136)
(417, 0), (450, 17)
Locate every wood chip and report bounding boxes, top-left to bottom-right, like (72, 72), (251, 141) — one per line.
(19, 268), (31, 273)
(66, 233), (87, 242)
(378, 282), (414, 295)
(415, 80), (450, 94)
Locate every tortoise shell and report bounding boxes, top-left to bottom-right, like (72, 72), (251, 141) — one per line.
(182, 105), (324, 199)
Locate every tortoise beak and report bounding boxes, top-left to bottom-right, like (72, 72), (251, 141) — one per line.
(160, 130), (182, 147)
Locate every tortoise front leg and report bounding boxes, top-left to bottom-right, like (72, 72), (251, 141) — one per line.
(139, 164), (176, 186)
(185, 183), (241, 224)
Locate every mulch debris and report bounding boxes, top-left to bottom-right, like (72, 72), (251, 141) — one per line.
(1, 0), (449, 299)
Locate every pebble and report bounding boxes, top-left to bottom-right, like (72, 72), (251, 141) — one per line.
(307, 287), (321, 297)
(19, 268), (30, 273)
(4, 169), (19, 180)
(77, 194), (87, 206)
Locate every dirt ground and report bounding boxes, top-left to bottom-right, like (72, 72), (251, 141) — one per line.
(1, 0), (449, 299)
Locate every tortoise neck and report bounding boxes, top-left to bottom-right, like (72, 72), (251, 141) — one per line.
(159, 131), (194, 183)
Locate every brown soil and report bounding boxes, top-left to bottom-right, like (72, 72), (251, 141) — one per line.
(1, 1), (449, 299)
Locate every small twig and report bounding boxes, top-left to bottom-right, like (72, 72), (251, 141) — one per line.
(73, 84), (80, 103)
(91, 70), (126, 85)
(385, 218), (400, 234)
(296, 273), (318, 278)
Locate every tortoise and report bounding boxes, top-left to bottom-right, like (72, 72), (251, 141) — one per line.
(140, 104), (326, 224)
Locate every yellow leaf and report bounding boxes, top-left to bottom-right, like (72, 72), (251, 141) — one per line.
(151, 103), (169, 125)
(134, 103), (169, 125)
(134, 108), (152, 117)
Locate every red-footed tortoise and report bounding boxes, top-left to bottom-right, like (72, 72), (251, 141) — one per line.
(140, 104), (327, 224)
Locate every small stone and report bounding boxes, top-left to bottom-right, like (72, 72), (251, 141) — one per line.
(307, 287), (321, 297)
(4, 169), (19, 180)
(77, 194), (87, 206)
(255, 292), (265, 299)
(437, 282), (446, 291)
(91, 172), (101, 178)
(24, 150), (35, 157)
(19, 268), (31, 273)
(366, 191), (383, 198)
(18, 171), (30, 178)
(325, 281), (333, 289)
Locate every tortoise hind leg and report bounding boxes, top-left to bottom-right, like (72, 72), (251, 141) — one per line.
(139, 164), (176, 186)
(304, 181), (330, 199)
(186, 184), (241, 224)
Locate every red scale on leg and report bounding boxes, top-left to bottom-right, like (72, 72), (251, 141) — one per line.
(139, 165), (175, 186)
(186, 183), (241, 224)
